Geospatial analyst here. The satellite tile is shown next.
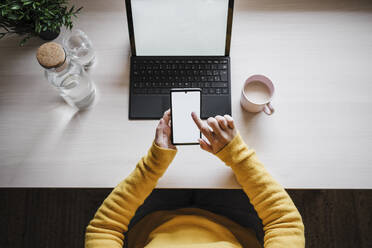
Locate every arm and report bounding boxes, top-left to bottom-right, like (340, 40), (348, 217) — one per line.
(192, 113), (305, 248)
(216, 134), (305, 248)
(85, 111), (177, 248)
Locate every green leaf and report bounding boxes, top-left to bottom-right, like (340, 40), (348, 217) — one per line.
(10, 5), (21, 10)
(8, 14), (18, 20)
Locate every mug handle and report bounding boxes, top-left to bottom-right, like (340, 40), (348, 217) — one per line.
(263, 102), (275, 115)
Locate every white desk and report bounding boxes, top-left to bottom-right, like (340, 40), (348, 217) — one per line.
(1, 0), (372, 188)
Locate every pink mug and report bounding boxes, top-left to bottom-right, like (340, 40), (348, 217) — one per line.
(240, 75), (275, 115)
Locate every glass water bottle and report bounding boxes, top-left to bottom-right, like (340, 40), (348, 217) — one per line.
(36, 42), (96, 110)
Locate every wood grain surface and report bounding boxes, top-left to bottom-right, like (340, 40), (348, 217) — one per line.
(1, 0), (372, 188)
(0, 189), (371, 248)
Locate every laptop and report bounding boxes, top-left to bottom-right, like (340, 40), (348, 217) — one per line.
(125, 0), (234, 119)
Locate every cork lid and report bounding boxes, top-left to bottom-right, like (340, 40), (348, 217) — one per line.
(36, 42), (66, 69)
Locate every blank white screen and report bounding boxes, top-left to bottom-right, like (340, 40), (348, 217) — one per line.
(171, 91), (200, 144)
(131, 0), (229, 56)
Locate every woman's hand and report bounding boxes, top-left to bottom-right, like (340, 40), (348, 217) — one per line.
(192, 112), (237, 154)
(155, 109), (176, 150)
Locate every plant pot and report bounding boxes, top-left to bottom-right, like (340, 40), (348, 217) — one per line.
(39, 28), (60, 41)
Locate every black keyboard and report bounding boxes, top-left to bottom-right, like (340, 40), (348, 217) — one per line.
(131, 57), (229, 95)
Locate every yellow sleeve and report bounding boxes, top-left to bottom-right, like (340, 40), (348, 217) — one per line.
(216, 134), (305, 248)
(85, 142), (177, 248)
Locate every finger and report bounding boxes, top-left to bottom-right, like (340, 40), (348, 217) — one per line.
(192, 112), (213, 141)
(224, 114), (235, 129)
(163, 109), (171, 124)
(199, 138), (213, 153)
(156, 118), (164, 137)
(207, 117), (222, 136)
(215, 115), (227, 130)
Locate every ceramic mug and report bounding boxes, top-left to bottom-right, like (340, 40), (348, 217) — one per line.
(240, 75), (275, 115)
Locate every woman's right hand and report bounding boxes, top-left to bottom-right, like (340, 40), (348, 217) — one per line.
(191, 112), (237, 154)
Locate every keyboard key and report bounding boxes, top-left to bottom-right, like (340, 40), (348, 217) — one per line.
(220, 71), (228, 81)
(211, 82), (227, 88)
(161, 88), (170, 94)
(222, 88), (228, 94)
(214, 76), (220, 81)
(216, 88), (221, 94)
(218, 64), (228, 70)
(209, 88), (215, 94)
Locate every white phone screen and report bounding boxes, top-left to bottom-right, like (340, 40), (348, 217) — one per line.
(171, 90), (201, 145)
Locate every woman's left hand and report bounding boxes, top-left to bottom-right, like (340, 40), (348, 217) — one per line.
(155, 109), (176, 150)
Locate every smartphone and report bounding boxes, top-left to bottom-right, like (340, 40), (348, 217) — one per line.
(170, 88), (201, 145)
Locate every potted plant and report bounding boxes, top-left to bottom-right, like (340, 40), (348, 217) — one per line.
(0, 0), (82, 46)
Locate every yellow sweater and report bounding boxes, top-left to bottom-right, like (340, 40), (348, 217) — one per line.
(85, 134), (305, 248)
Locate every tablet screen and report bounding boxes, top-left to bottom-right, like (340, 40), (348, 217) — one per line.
(171, 90), (201, 144)
(131, 0), (229, 56)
